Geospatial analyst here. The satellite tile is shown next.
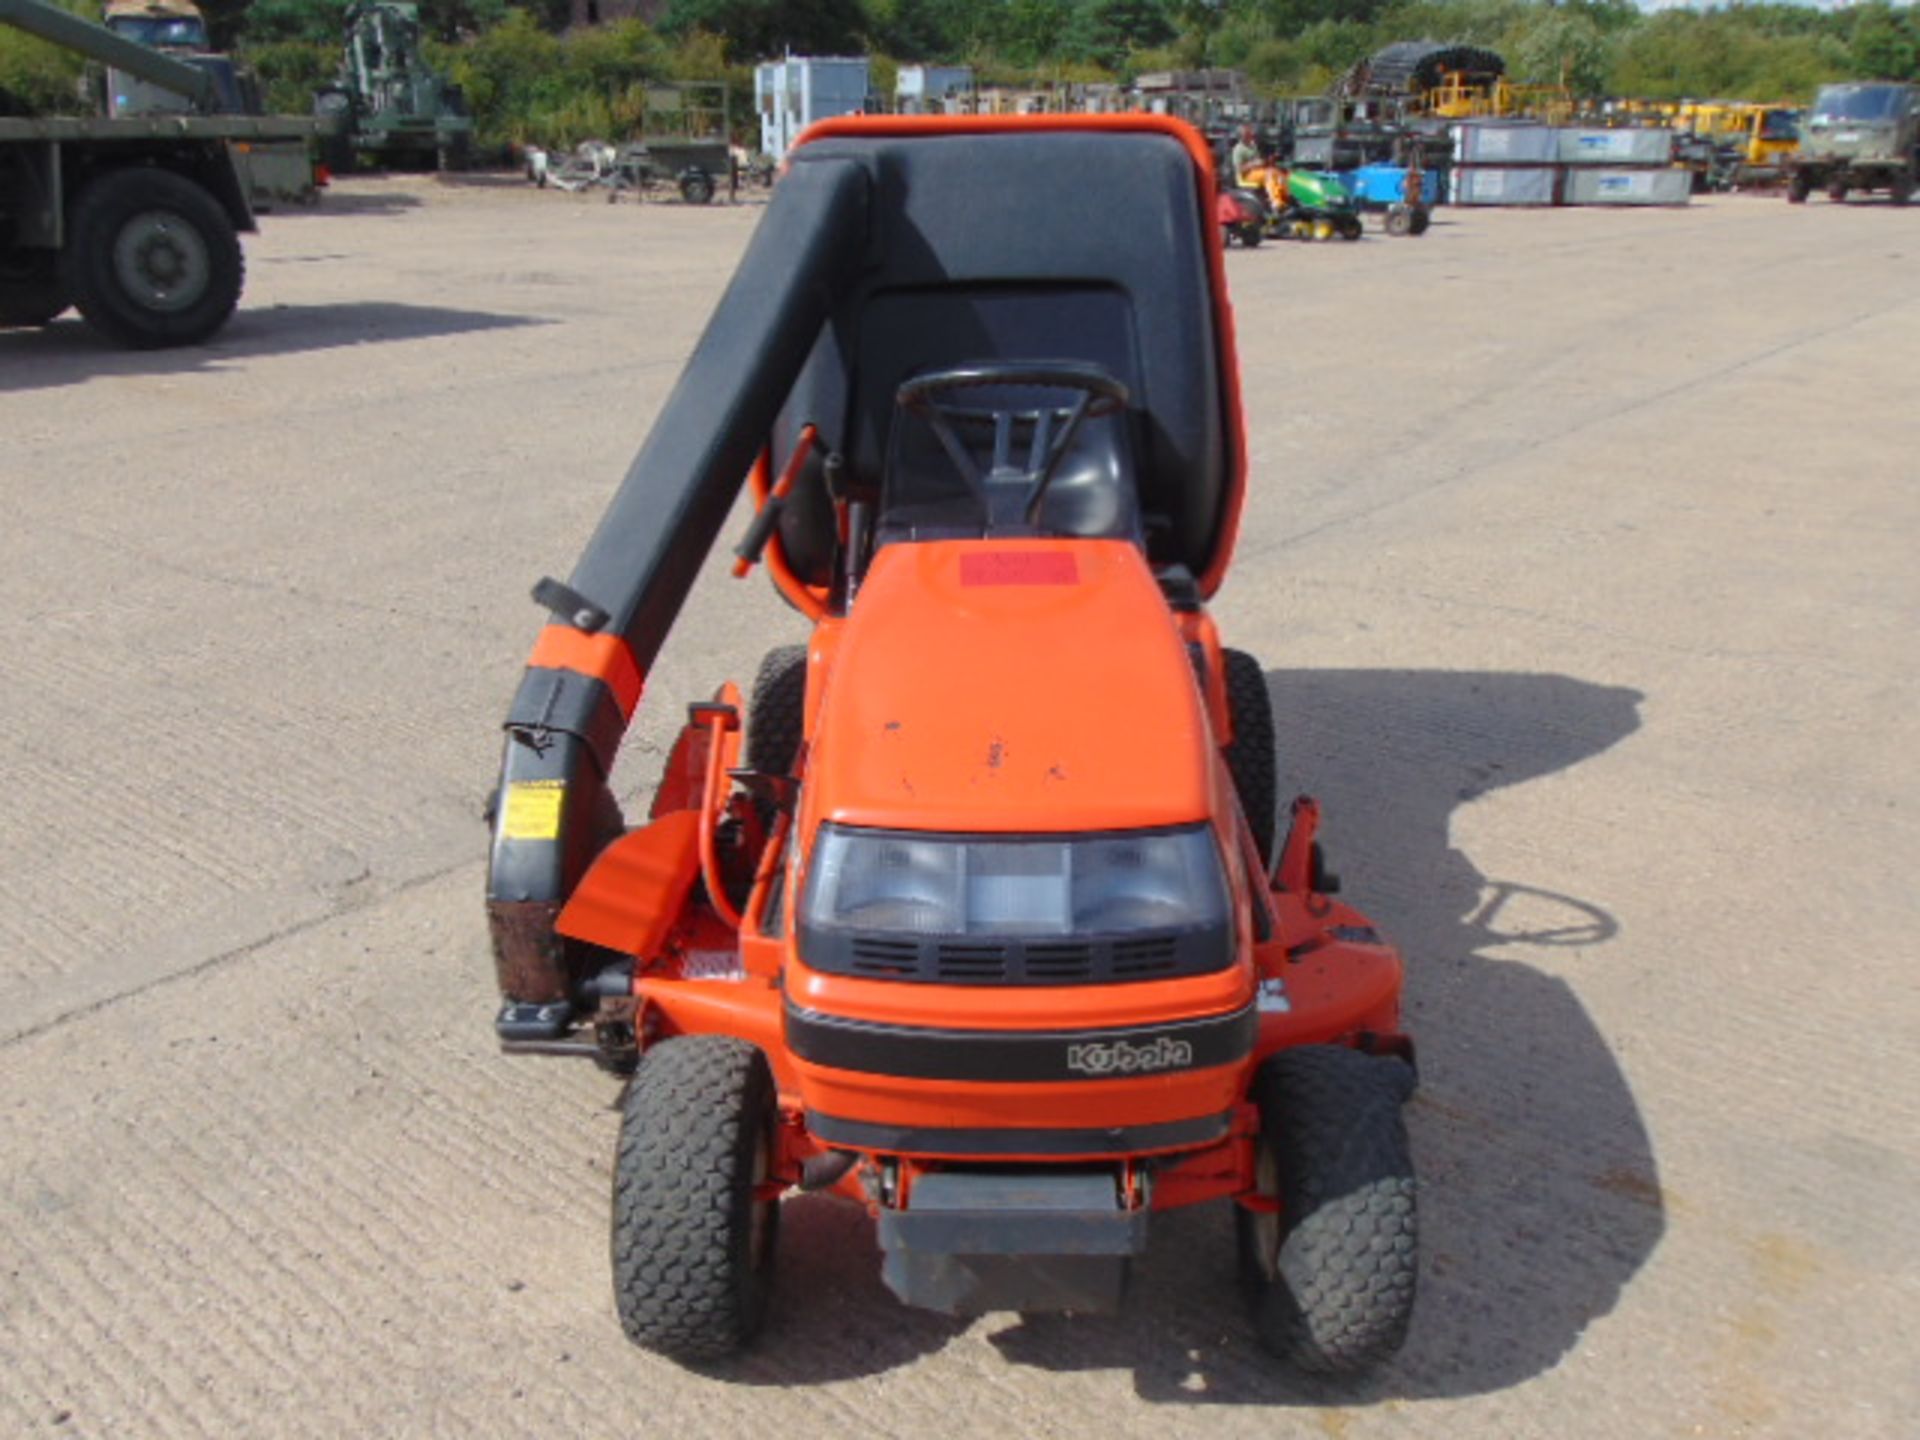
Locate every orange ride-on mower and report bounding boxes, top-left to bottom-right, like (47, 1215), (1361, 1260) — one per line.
(486, 114), (1418, 1373)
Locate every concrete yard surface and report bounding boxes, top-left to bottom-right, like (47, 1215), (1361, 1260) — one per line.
(2, 175), (1916, 1438)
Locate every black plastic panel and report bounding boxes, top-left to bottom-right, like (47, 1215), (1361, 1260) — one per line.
(784, 1001), (1255, 1082)
(772, 131), (1227, 582)
(799, 917), (1231, 986)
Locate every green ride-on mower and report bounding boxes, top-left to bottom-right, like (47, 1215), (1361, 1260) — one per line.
(1241, 161), (1364, 243)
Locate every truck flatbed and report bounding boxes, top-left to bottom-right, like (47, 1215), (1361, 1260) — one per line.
(0, 114), (341, 142)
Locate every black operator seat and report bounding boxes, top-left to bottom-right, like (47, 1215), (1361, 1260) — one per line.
(768, 128), (1227, 588)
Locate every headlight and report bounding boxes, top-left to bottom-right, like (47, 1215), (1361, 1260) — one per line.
(801, 824), (1230, 939)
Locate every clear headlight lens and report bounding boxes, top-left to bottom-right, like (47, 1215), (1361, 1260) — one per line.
(802, 824), (1229, 938)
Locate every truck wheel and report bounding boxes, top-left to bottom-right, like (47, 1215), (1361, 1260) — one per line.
(1238, 1045), (1418, 1374)
(1828, 182), (1849, 204)
(0, 249), (70, 327)
(680, 168), (715, 205)
(65, 167), (242, 349)
(611, 1036), (781, 1361)
(1787, 172), (1810, 204)
(746, 644), (808, 777)
(1407, 205), (1431, 236)
(1222, 648), (1278, 867)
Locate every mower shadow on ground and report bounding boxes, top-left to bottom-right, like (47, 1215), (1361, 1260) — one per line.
(982, 668), (1658, 1404)
(694, 1192), (971, 1383)
(0, 303), (549, 391)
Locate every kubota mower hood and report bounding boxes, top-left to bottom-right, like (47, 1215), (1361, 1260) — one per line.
(804, 539), (1214, 835)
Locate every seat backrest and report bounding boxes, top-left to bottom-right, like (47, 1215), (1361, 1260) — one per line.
(772, 128), (1228, 585)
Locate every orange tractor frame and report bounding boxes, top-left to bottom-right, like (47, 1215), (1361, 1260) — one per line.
(486, 114), (1419, 1372)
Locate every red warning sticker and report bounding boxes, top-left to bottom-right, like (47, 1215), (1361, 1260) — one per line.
(958, 552), (1080, 587)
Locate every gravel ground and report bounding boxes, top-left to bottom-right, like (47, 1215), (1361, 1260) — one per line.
(1, 172), (1915, 1439)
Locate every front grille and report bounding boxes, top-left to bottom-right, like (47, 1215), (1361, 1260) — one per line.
(808, 921), (1231, 986)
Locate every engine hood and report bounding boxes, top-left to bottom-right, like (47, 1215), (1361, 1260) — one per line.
(803, 540), (1215, 835)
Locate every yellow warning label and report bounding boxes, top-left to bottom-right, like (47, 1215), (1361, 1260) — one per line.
(501, 781), (565, 841)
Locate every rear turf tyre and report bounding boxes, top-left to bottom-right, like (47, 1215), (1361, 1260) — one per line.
(611, 1036), (781, 1362)
(1407, 205), (1431, 236)
(1238, 1046), (1418, 1374)
(0, 249), (69, 327)
(1222, 648), (1278, 866)
(65, 166), (242, 349)
(1235, 222), (1263, 248)
(746, 644), (808, 777)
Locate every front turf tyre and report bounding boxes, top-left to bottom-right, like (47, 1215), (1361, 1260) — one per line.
(0, 249), (69, 327)
(746, 643), (808, 777)
(1222, 648), (1278, 867)
(1238, 1045), (1418, 1374)
(611, 1036), (781, 1362)
(65, 167), (242, 349)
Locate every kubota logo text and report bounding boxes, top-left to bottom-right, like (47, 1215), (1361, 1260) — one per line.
(1066, 1036), (1194, 1075)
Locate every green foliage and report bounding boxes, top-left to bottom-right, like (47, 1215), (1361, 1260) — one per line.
(19, 0), (1909, 148)
(430, 12), (749, 147)
(243, 0), (347, 47)
(1850, 2), (1920, 80)
(1508, 9), (1607, 94)
(247, 38), (335, 113)
(1607, 9), (1853, 102)
(0, 0), (89, 116)
(1068, 0), (1177, 71)
(659, 0), (868, 59)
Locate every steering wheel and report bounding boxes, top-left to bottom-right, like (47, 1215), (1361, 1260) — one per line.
(894, 362), (1130, 531)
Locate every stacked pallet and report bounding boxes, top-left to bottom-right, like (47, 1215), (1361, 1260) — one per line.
(1449, 122), (1693, 207)
(1451, 122), (1559, 206)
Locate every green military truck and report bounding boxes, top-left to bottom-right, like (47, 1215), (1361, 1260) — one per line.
(314, 1), (471, 172)
(0, 0), (331, 345)
(1786, 82), (1920, 204)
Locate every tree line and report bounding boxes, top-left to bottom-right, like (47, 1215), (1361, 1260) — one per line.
(7, 1), (1920, 149)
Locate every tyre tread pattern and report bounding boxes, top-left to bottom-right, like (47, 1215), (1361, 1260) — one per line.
(746, 644), (808, 777)
(610, 1035), (777, 1361)
(65, 167), (243, 348)
(1249, 1045), (1418, 1373)
(1222, 648), (1279, 865)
